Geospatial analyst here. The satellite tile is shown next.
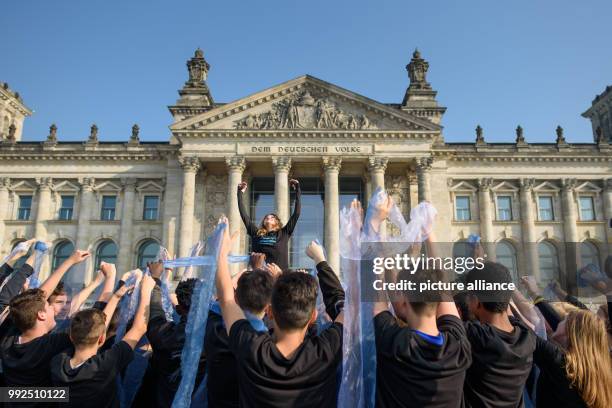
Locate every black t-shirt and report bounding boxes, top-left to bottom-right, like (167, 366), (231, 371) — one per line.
(0, 325), (72, 408)
(229, 319), (342, 408)
(237, 187), (300, 272)
(50, 341), (134, 408)
(464, 317), (536, 408)
(374, 312), (472, 408)
(205, 311), (239, 408)
(533, 336), (587, 408)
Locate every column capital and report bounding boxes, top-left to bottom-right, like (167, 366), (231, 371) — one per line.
(416, 156), (433, 172)
(322, 157), (342, 172)
(477, 177), (493, 191)
(561, 178), (577, 192)
(179, 156), (201, 173)
(272, 157), (292, 172)
(121, 177), (138, 191)
(0, 177), (11, 190)
(367, 157), (388, 172)
(519, 177), (535, 191)
(79, 177), (96, 192)
(225, 155), (246, 172)
(36, 177), (54, 191)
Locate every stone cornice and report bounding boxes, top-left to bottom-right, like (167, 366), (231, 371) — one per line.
(173, 129), (438, 140)
(0, 87), (32, 116)
(0, 143), (177, 161)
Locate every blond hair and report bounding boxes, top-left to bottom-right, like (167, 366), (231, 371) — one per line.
(564, 310), (612, 408)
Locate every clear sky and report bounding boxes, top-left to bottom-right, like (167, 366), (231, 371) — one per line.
(1, 0), (610, 143)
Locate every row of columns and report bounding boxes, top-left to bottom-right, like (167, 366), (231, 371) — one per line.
(178, 155), (433, 275)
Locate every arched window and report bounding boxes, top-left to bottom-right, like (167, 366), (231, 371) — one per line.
(137, 240), (160, 270)
(95, 240), (117, 269)
(496, 240), (518, 282)
(538, 241), (559, 283)
(52, 241), (74, 270)
(580, 241), (600, 270)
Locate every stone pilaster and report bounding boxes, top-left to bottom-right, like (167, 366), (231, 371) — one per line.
(225, 156), (246, 254)
(178, 156), (201, 259)
(0, 178), (10, 256)
(117, 178), (137, 273)
(34, 177), (53, 239)
(519, 178), (539, 279)
(323, 157), (342, 275)
(604, 179), (612, 247)
(561, 178), (579, 289)
(416, 157), (433, 203)
(76, 177), (96, 282)
(272, 157), (292, 224)
(162, 161), (182, 258)
(477, 178), (495, 260)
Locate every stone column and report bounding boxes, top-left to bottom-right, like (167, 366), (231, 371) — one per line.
(367, 157), (388, 192)
(225, 156), (246, 253)
(604, 179), (612, 249)
(363, 174), (372, 207)
(0, 178), (11, 255)
(519, 178), (539, 279)
(272, 157), (292, 224)
(117, 178), (137, 273)
(34, 177), (53, 239)
(323, 157), (342, 275)
(561, 178), (579, 290)
(161, 161), (181, 258)
(416, 157), (433, 203)
(477, 178), (495, 260)
(368, 157), (388, 236)
(76, 177), (96, 283)
(178, 157), (201, 259)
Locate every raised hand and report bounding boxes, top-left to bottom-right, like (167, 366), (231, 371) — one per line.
(148, 261), (164, 279)
(305, 241), (326, 264)
(249, 252), (266, 270)
(114, 284), (134, 299)
(99, 262), (116, 277)
(520, 276), (541, 298)
(140, 274), (156, 294)
(68, 250), (90, 265)
(238, 181), (247, 193)
(265, 263), (282, 279)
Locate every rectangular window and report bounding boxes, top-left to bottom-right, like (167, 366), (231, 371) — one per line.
(538, 196), (554, 221)
(455, 196), (471, 221)
(59, 195), (74, 220)
(579, 196), (595, 221)
(143, 195), (159, 220)
(497, 196), (513, 221)
(17, 195), (32, 220)
(100, 195), (116, 220)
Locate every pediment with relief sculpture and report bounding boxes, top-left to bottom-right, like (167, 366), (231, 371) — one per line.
(170, 75), (441, 133)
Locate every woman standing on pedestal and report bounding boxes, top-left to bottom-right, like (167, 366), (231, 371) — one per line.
(237, 179), (301, 272)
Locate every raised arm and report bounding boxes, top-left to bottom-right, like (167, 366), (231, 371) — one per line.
(123, 275), (154, 349)
(305, 241), (345, 320)
(39, 250), (90, 300)
(96, 262), (116, 303)
(284, 179), (301, 235)
(0, 239), (35, 286)
(521, 276), (562, 331)
(216, 218), (245, 335)
(102, 284), (132, 330)
(0, 251), (37, 307)
(147, 261), (168, 324)
(237, 182), (258, 236)
(69, 271), (105, 317)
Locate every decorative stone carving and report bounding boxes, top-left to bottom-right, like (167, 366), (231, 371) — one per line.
(48, 124), (58, 142)
(272, 157), (292, 172)
(187, 48), (210, 84)
(519, 178), (535, 191)
(121, 177), (138, 190)
(179, 156), (201, 173)
(0, 177), (10, 190)
(555, 125), (567, 145)
(561, 178), (577, 192)
(477, 178), (493, 191)
(515, 125), (527, 145)
(416, 156), (433, 171)
(406, 49), (431, 91)
(130, 124), (140, 143)
(7, 124), (16, 143)
(80, 177), (96, 192)
(322, 157), (342, 172)
(475, 125), (485, 145)
(37, 177), (54, 191)
(225, 156), (246, 172)
(367, 157), (388, 172)
(89, 124), (98, 143)
(234, 90), (376, 130)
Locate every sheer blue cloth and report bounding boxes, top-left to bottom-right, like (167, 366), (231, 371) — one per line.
(27, 241), (50, 289)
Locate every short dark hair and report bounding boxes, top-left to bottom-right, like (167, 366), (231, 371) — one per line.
(70, 309), (106, 346)
(397, 267), (442, 315)
(49, 281), (66, 302)
(465, 262), (512, 313)
(271, 272), (317, 331)
(235, 269), (273, 314)
(175, 278), (198, 312)
(9, 289), (47, 332)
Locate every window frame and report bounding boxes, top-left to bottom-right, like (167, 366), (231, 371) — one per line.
(496, 195), (513, 221)
(58, 195), (75, 220)
(537, 195), (554, 221)
(455, 195), (471, 221)
(100, 195), (117, 221)
(578, 195), (595, 221)
(17, 195), (32, 220)
(142, 195), (160, 221)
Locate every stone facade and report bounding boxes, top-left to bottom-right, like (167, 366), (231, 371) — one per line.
(582, 85), (612, 143)
(0, 82), (32, 142)
(0, 49), (610, 286)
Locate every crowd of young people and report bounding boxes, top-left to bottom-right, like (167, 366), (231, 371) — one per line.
(0, 180), (610, 408)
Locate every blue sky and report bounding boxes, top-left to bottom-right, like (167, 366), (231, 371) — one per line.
(1, 0), (610, 143)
